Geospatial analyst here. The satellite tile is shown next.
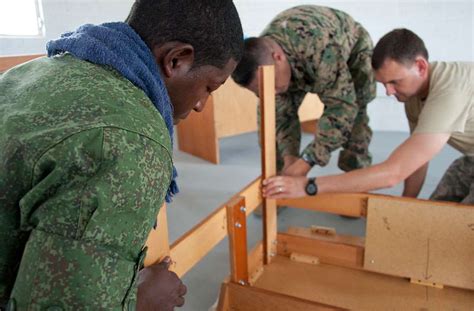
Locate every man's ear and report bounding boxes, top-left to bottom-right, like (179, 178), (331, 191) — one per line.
(415, 56), (429, 77)
(271, 51), (284, 63)
(153, 42), (195, 78)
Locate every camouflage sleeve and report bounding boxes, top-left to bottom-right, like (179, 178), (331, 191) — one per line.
(274, 91), (306, 158)
(301, 44), (359, 167)
(10, 127), (172, 310)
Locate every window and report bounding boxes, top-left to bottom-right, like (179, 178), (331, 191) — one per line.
(0, 0), (45, 37)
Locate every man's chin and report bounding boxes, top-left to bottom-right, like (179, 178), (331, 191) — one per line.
(173, 118), (181, 125)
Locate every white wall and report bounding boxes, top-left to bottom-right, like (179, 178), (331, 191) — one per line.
(235, 0), (474, 132)
(1, 0), (473, 132)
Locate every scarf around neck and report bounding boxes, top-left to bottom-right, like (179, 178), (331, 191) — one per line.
(47, 22), (179, 203)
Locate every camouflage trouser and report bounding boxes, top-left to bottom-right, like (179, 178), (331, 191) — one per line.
(430, 155), (474, 205)
(337, 25), (376, 172)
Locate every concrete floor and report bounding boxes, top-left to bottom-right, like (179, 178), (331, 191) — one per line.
(167, 130), (461, 311)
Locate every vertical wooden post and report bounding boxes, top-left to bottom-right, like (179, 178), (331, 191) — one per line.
(144, 204), (170, 266)
(259, 65), (278, 264)
(226, 196), (249, 285)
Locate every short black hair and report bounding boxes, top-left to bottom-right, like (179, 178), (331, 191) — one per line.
(232, 37), (272, 86)
(372, 28), (429, 70)
(126, 0), (243, 69)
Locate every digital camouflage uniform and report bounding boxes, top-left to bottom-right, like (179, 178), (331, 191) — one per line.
(262, 5), (376, 171)
(430, 156), (474, 204)
(0, 54), (173, 310)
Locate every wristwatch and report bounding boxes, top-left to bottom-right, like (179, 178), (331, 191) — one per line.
(301, 153), (316, 167)
(305, 177), (318, 196)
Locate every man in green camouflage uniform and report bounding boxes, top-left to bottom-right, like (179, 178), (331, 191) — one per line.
(0, 1), (243, 309)
(232, 5), (376, 177)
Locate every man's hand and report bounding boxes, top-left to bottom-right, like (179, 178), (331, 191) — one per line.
(262, 175), (308, 199)
(282, 158), (311, 176)
(137, 256), (187, 311)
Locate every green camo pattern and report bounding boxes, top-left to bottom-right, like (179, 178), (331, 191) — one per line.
(0, 54), (173, 309)
(430, 155), (474, 204)
(262, 5), (377, 170)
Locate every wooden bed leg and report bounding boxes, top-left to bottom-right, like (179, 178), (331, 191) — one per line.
(226, 196), (249, 285)
(259, 65), (278, 265)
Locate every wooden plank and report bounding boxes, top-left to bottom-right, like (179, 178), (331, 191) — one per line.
(144, 204), (170, 266)
(223, 280), (343, 311)
(0, 54), (44, 72)
(287, 226), (365, 248)
(290, 252), (320, 265)
(216, 282), (230, 311)
(259, 65), (277, 264)
(253, 256), (474, 310)
(278, 193), (368, 217)
(301, 119), (318, 133)
(247, 242), (264, 285)
(226, 197), (249, 285)
(233, 177), (262, 216)
(213, 78), (258, 138)
(277, 233), (364, 269)
(169, 178), (261, 277)
(364, 196), (474, 290)
(298, 93), (324, 122)
(177, 96), (219, 163)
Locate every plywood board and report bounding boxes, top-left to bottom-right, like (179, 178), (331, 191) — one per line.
(213, 78), (258, 138)
(298, 93), (324, 122)
(364, 197), (474, 290)
(176, 96), (219, 163)
(253, 256), (474, 310)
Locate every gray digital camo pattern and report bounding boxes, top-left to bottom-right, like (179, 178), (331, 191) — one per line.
(430, 155), (474, 204)
(0, 54), (173, 310)
(262, 5), (376, 171)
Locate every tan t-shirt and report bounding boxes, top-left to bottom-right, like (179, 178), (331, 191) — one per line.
(405, 62), (474, 155)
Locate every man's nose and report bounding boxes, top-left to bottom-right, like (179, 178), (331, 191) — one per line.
(193, 98), (206, 112)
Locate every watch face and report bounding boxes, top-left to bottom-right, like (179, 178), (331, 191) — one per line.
(306, 182), (317, 195)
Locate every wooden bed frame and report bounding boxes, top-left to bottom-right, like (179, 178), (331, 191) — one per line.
(3, 56), (473, 309)
(145, 66), (474, 310)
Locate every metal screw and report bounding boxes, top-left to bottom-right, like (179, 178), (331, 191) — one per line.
(238, 280), (245, 285)
(240, 206), (247, 213)
(371, 259), (375, 264)
(270, 252), (276, 257)
(235, 222), (242, 228)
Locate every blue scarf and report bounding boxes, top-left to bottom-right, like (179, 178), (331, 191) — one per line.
(47, 22), (179, 203)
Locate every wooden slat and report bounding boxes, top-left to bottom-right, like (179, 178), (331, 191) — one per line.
(364, 196), (474, 290)
(177, 96), (219, 163)
(277, 233), (364, 269)
(287, 226), (365, 248)
(222, 280), (343, 311)
(0, 54), (45, 72)
(144, 204), (170, 266)
(226, 197), (249, 285)
(169, 177), (262, 277)
(278, 193), (368, 217)
(247, 242), (264, 285)
(259, 65), (277, 264)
